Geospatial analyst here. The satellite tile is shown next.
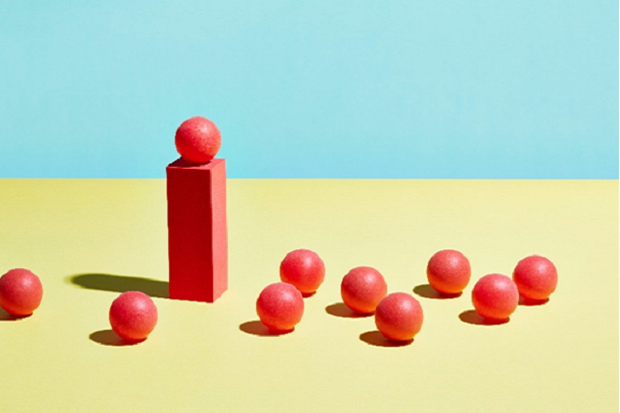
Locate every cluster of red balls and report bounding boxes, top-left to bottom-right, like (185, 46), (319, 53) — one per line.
(428, 250), (557, 321)
(0, 269), (157, 342)
(256, 248), (558, 342)
(256, 249), (424, 341)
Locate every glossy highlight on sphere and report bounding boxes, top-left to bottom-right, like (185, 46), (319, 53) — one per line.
(256, 282), (304, 332)
(513, 255), (558, 301)
(0, 268), (43, 316)
(109, 291), (158, 341)
(175, 116), (222, 164)
(341, 266), (388, 314)
(279, 249), (325, 295)
(375, 292), (424, 341)
(426, 249), (471, 294)
(472, 274), (519, 321)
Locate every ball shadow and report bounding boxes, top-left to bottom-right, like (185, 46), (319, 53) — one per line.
(67, 273), (168, 299)
(0, 308), (32, 321)
(519, 296), (550, 306)
(325, 303), (373, 319)
(458, 310), (510, 326)
(239, 320), (293, 337)
(413, 284), (462, 300)
(359, 331), (413, 347)
(89, 329), (144, 346)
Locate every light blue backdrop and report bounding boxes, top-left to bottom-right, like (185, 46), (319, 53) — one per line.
(0, 1), (617, 178)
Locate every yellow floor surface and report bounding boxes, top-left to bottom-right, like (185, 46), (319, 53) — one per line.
(0, 179), (617, 412)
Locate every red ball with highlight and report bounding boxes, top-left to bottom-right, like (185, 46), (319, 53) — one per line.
(0, 268), (43, 316)
(513, 255), (558, 301)
(175, 116), (221, 164)
(109, 291), (158, 341)
(375, 292), (424, 341)
(279, 249), (325, 295)
(472, 274), (519, 321)
(256, 282), (304, 332)
(341, 266), (387, 314)
(426, 249), (471, 294)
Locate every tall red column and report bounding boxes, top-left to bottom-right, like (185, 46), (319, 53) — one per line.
(166, 158), (227, 302)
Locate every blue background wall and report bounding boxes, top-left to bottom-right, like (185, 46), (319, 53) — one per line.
(1, 1), (617, 178)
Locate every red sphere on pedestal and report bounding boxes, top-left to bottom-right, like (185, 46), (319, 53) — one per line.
(375, 292), (424, 341)
(472, 274), (519, 321)
(341, 266), (388, 314)
(256, 282), (304, 332)
(279, 249), (325, 296)
(426, 249), (471, 294)
(0, 268), (43, 316)
(175, 116), (221, 164)
(109, 291), (158, 342)
(512, 255), (558, 301)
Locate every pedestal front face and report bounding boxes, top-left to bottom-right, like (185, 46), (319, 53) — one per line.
(167, 158), (228, 302)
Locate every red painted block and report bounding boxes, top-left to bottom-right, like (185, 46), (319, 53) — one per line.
(167, 158), (228, 302)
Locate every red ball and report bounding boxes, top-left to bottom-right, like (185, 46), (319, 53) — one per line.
(472, 274), (519, 321)
(375, 292), (424, 341)
(256, 282), (304, 332)
(341, 266), (388, 314)
(426, 249), (471, 294)
(175, 116), (222, 164)
(0, 268), (43, 316)
(279, 249), (325, 295)
(513, 255), (558, 301)
(109, 291), (158, 341)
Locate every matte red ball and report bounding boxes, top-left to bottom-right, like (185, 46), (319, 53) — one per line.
(279, 249), (325, 295)
(175, 116), (221, 164)
(109, 291), (158, 341)
(426, 249), (471, 294)
(0, 268), (43, 316)
(256, 282), (304, 332)
(341, 266), (388, 314)
(513, 255), (558, 301)
(375, 292), (424, 341)
(472, 274), (519, 321)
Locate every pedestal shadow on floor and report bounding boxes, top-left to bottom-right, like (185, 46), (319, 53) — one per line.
(67, 273), (168, 299)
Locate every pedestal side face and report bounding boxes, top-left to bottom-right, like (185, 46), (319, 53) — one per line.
(210, 161), (228, 301)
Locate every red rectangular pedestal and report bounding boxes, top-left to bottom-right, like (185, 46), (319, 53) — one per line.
(167, 158), (227, 302)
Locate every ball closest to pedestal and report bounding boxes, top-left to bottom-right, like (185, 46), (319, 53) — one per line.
(109, 291), (158, 342)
